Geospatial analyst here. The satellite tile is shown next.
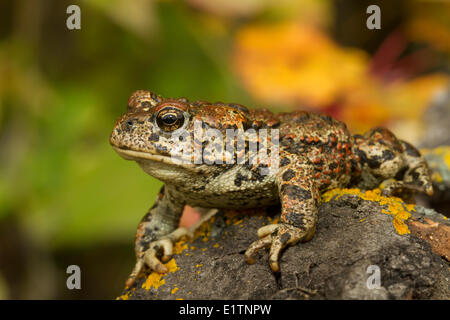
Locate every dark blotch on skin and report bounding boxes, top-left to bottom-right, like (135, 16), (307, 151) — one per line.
(118, 144), (131, 150)
(149, 133), (160, 142)
(282, 169), (296, 182)
(142, 227), (159, 243)
(356, 149), (368, 165)
(150, 92), (160, 102)
(229, 103), (249, 114)
(251, 168), (266, 182)
(280, 232), (291, 244)
(394, 166), (408, 180)
(155, 144), (169, 154)
(234, 172), (248, 187)
(281, 184), (312, 201)
(319, 114), (332, 122)
(368, 156), (381, 169)
(141, 101), (151, 109)
(382, 149), (395, 161)
(285, 212), (306, 229)
(402, 141), (421, 157)
(411, 168), (420, 181)
(138, 240), (150, 252)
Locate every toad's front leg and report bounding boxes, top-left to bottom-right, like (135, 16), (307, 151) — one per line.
(126, 185), (185, 287)
(245, 161), (319, 272)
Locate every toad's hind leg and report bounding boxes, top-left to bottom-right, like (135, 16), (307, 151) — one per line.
(245, 160), (319, 272)
(355, 127), (433, 197)
(382, 141), (433, 196)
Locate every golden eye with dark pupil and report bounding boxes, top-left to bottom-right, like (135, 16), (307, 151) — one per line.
(162, 113), (177, 124)
(156, 107), (185, 132)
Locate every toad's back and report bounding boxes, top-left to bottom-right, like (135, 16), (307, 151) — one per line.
(248, 109), (360, 191)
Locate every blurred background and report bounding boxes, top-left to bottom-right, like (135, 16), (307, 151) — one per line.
(0, 0), (448, 299)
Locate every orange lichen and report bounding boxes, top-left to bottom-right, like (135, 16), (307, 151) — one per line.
(142, 258), (180, 291)
(174, 242), (189, 254)
(322, 188), (415, 235)
(142, 272), (166, 290)
(193, 219), (212, 243)
(117, 293), (130, 300)
(171, 287), (179, 294)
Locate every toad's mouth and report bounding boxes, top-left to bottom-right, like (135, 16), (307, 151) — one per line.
(112, 146), (197, 169)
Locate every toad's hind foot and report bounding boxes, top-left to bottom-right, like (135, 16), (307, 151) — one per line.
(244, 223), (314, 272)
(381, 141), (434, 197)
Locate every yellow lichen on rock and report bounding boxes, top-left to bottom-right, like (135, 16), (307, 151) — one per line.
(322, 188), (414, 235)
(142, 258), (180, 291)
(193, 219), (212, 241)
(117, 293), (130, 300)
(173, 241), (189, 255)
(142, 272), (165, 290)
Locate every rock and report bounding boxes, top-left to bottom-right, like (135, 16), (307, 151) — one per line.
(118, 189), (450, 300)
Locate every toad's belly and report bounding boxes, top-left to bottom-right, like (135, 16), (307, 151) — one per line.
(168, 181), (279, 209)
(184, 192), (280, 209)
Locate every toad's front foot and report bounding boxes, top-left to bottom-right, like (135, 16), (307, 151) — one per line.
(244, 223), (314, 272)
(126, 230), (189, 287)
(126, 208), (217, 287)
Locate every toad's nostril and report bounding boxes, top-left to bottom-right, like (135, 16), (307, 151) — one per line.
(127, 120), (134, 126)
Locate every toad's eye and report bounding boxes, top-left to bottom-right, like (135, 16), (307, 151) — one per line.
(155, 107), (185, 132)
